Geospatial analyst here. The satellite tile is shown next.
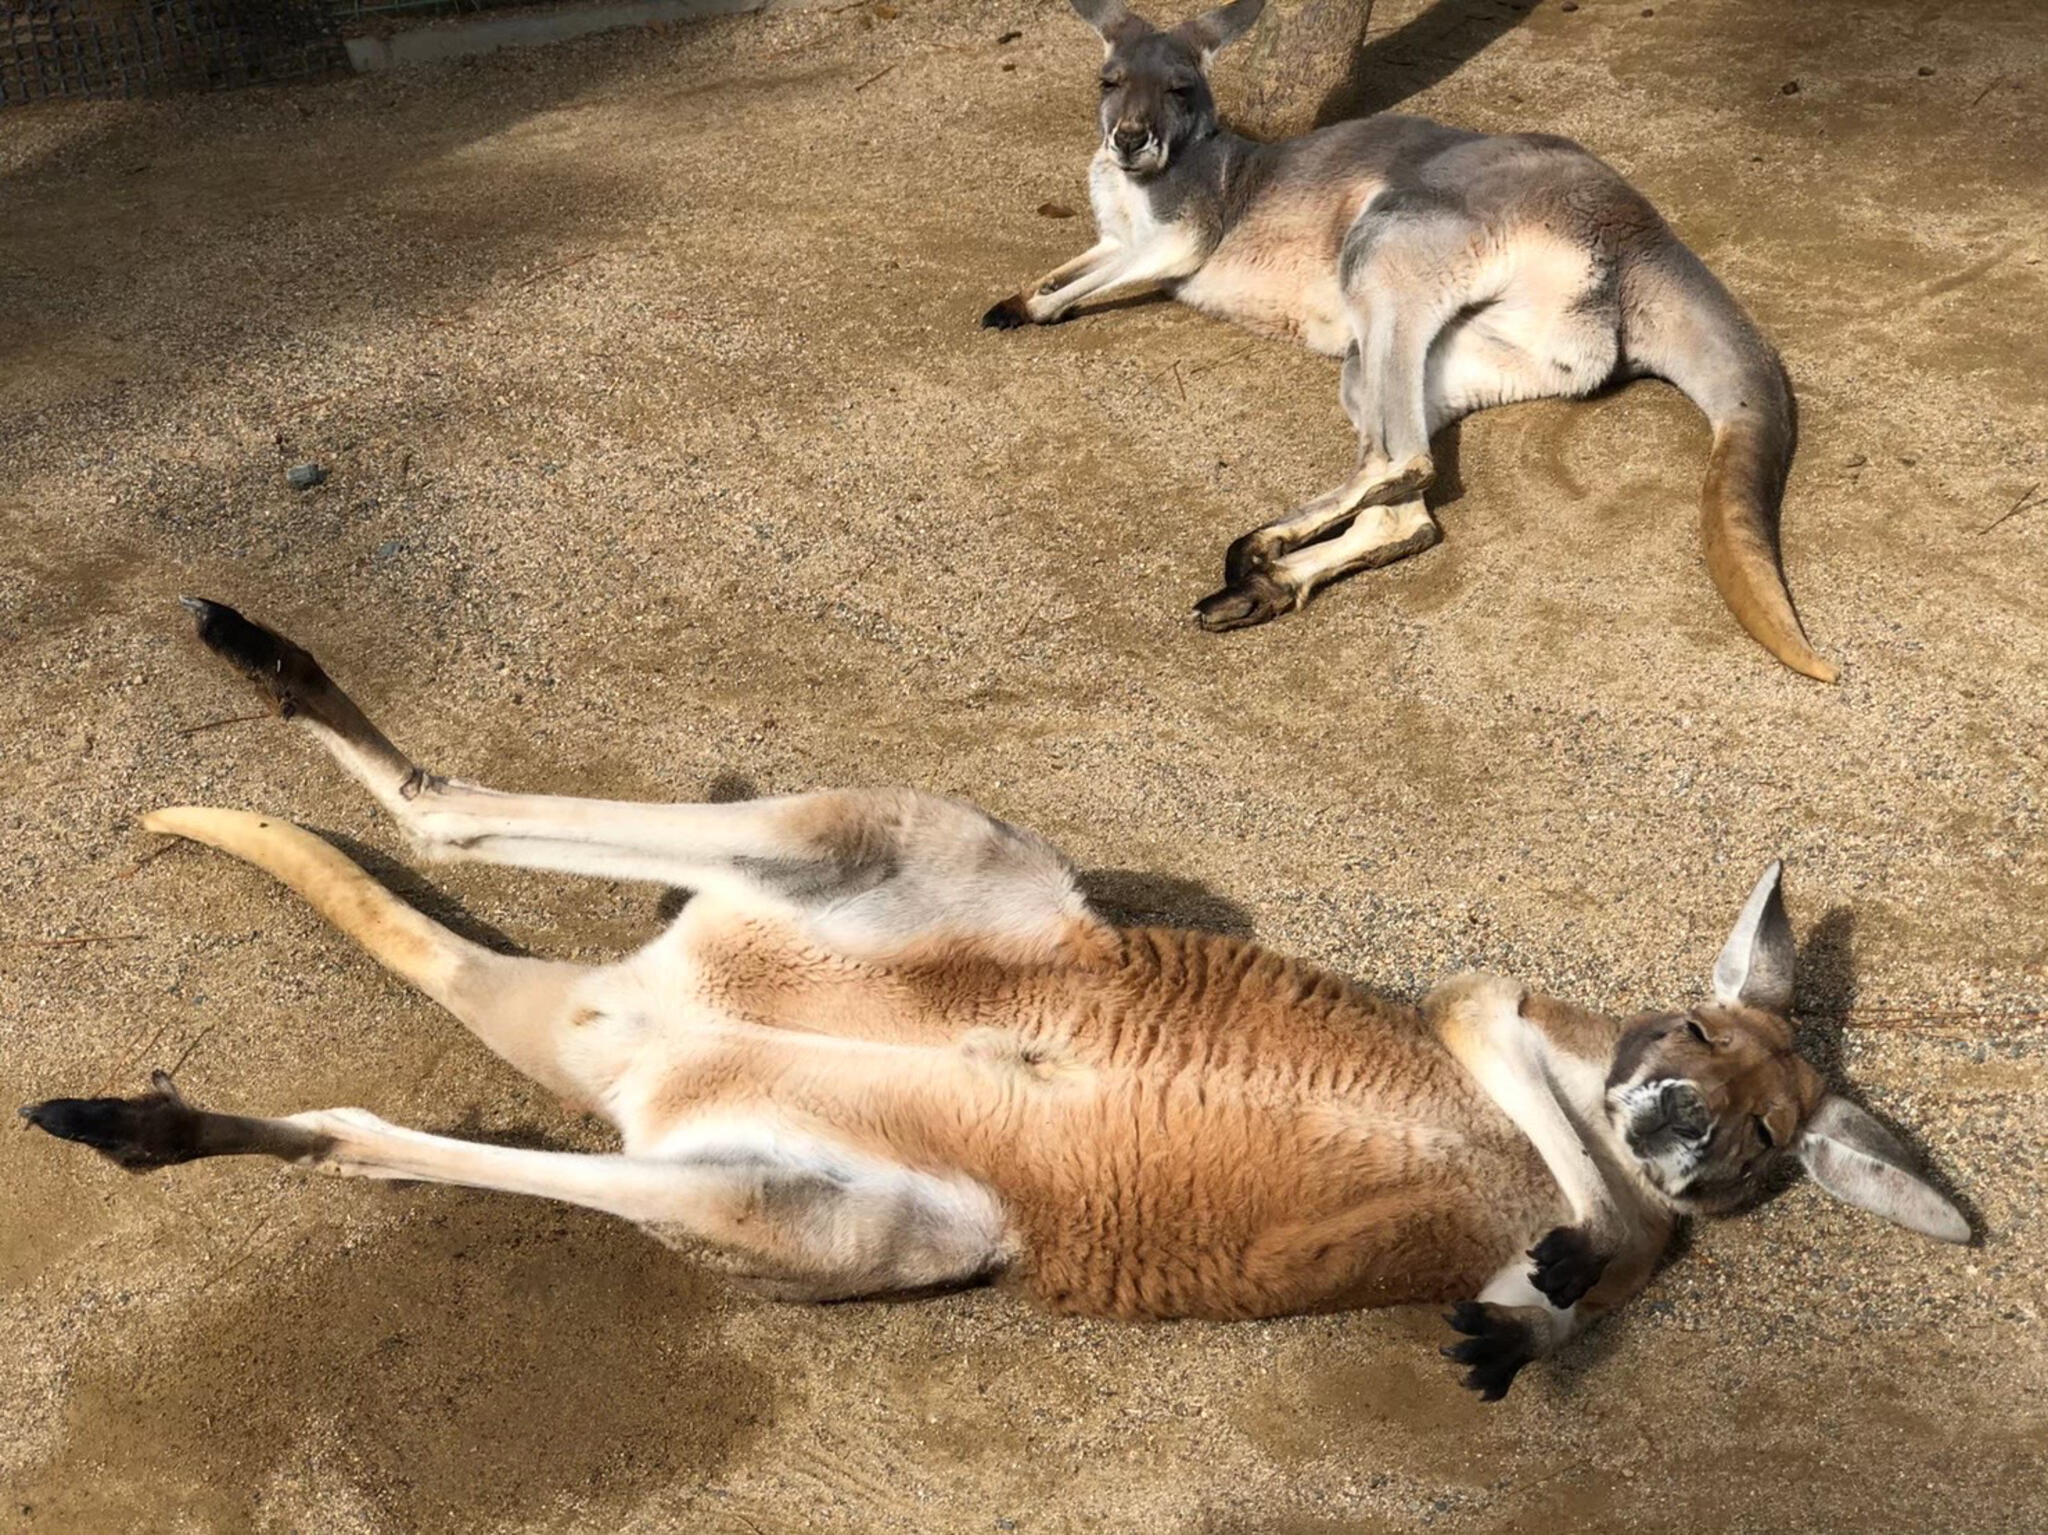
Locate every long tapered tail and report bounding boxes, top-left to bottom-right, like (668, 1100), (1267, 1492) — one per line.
(141, 806), (488, 1013)
(1628, 245), (1838, 683)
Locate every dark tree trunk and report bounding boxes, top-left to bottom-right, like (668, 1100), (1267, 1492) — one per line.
(1222, 0), (1376, 140)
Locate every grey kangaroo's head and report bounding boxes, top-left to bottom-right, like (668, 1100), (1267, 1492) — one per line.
(1600, 863), (1969, 1243)
(1069, 0), (1264, 176)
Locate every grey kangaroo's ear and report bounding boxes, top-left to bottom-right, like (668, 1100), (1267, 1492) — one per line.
(1797, 1097), (1970, 1243)
(1175, 0), (1266, 57)
(1711, 860), (1796, 1014)
(1071, 0), (1149, 43)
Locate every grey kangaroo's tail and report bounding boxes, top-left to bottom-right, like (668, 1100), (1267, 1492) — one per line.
(1626, 243), (1837, 683)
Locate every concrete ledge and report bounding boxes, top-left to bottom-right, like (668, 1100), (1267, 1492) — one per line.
(343, 0), (779, 72)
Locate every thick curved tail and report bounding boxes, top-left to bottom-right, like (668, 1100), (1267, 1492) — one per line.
(1626, 244), (1837, 683)
(143, 806), (487, 1009)
(141, 807), (586, 1091)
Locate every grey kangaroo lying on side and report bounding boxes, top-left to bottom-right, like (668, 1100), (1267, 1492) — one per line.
(984, 0), (1836, 681)
(23, 602), (1961, 1398)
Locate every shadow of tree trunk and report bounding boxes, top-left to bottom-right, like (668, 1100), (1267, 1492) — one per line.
(1226, 0), (1539, 137)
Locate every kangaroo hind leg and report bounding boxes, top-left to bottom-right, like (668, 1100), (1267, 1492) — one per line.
(174, 600), (1094, 957)
(1195, 199), (1479, 632)
(22, 1077), (1011, 1302)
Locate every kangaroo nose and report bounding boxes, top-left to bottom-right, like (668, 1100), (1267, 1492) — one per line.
(1112, 125), (1147, 155)
(1660, 1081), (1712, 1138)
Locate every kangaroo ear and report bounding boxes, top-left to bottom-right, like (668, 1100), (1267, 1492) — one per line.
(1711, 860), (1796, 1014)
(1797, 1096), (1970, 1243)
(1176, 0), (1266, 58)
(1071, 0), (1149, 43)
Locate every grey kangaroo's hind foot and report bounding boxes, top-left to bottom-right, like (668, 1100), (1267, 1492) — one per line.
(981, 294), (1033, 330)
(991, 0), (1837, 680)
(1196, 498), (1440, 631)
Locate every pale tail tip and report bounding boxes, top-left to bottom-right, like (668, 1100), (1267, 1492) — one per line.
(140, 807), (202, 837)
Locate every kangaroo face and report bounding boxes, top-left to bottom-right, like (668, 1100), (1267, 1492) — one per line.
(1604, 1005), (1823, 1213)
(1069, 1), (1264, 176)
(1097, 32), (1214, 176)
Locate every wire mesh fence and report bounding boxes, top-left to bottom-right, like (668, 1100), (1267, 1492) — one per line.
(0, 0), (551, 105)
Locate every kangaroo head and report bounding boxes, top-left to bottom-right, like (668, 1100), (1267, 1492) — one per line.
(1068, 0), (1264, 175)
(1602, 863), (1970, 1242)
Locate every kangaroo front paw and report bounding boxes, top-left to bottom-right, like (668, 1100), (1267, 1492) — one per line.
(980, 295), (1033, 330)
(1194, 570), (1298, 632)
(1528, 1225), (1609, 1309)
(1441, 1301), (1538, 1402)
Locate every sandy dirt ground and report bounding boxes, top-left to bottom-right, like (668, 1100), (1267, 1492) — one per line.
(2, 0), (2044, 1529)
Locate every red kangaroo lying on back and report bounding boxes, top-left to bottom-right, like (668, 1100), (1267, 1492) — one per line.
(25, 604), (1963, 1398)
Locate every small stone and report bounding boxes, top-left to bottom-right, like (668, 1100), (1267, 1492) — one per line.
(1640, 6), (1654, 14)
(997, 29), (1022, 43)
(1917, 65), (1935, 76)
(1780, 80), (1801, 95)
(373, 539), (403, 563)
(1844, 454), (1868, 468)
(285, 462), (326, 490)
(1560, 1), (1577, 9)
(1036, 201), (1077, 219)
(1001, 61), (1016, 71)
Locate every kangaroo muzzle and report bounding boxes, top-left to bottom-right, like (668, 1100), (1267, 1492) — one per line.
(1109, 122), (1165, 172)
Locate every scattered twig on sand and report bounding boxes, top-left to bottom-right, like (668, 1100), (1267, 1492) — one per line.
(1969, 74), (2006, 108)
(118, 841), (180, 879)
(1846, 1004), (2048, 1033)
(514, 251), (597, 290)
(201, 1211), (276, 1293)
(1977, 482), (2040, 535)
(1171, 359), (1187, 405)
(853, 60), (900, 91)
(177, 710), (271, 737)
(166, 1022), (221, 1080)
(91, 1018), (175, 1096)
(14, 932), (145, 949)
(1187, 342), (1255, 377)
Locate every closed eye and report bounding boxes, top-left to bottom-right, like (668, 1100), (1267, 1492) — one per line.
(1754, 1117), (1776, 1150)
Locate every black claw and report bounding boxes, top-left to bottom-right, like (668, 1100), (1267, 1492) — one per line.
(1439, 1301), (1536, 1402)
(1528, 1225), (1609, 1310)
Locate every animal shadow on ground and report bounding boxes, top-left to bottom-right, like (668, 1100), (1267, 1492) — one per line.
(317, 829), (532, 958)
(1080, 869), (1258, 937)
(1785, 905), (1981, 1234)
(9, 1199), (767, 1532)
